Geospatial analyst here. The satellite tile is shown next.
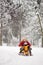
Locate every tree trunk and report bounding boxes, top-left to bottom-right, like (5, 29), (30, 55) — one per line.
(0, 33), (2, 45)
(42, 32), (43, 47)
(19, 24), (21, 42)
(42, 37), (43, 47)
(0, 29), (2, 45)
(37, 14), (43, 47)
(19, 21), (22, 42)
(19, 32), (21, 42)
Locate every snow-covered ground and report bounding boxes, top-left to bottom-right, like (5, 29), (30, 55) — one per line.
(0, 46), (43, 65)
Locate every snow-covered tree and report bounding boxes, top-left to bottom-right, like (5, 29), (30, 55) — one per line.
(0, 0), (43, 46)
(0, 0), (23, 45)
(0, 0), (26, 45)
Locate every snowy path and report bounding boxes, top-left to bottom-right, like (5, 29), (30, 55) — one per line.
(0, 46), (43, 65)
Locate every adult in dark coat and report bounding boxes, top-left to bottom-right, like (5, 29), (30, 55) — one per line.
(18, 39), (31, 46)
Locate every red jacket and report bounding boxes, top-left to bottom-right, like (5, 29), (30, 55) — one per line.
(18, 40), (31, 47)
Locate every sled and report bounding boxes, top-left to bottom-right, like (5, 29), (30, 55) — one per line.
(19, 47), (31, 56)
